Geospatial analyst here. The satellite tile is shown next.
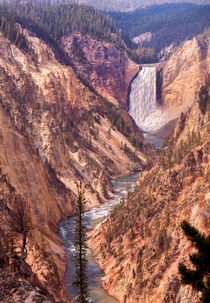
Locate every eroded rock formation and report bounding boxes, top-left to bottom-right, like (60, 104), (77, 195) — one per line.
(160, 34), (210, 114)
(0, 28), (151, 301)
(61, 32), (139, 108)
(89, 77), (209, 302)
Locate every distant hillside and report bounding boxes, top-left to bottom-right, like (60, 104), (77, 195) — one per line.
(0, 1), (156, 63)
(109, 3), (210, 54)
(69, 0), (210, 12)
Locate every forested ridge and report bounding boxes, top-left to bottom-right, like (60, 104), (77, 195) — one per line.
(0, 0), (156, 63)
(68, 0), (210, 12)
(110, 3), (210, 54)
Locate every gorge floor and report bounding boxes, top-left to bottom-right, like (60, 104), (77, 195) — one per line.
(59, 172), (140, 303)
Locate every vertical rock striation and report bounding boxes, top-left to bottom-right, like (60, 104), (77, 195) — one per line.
(61, 33), (139, 108)
(89, 67), (210, 302)
(160, 35), (210, 112)
(0, 28), (152, 301)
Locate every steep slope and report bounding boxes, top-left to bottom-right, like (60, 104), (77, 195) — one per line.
(0, 28), (152, 301)
(0, 157), (69, 302)
(61, 33), (139, 108)
(145, 32), (210, 129)
(0, 1), (155, 67)
(89, 77), (209, 302)
(0, 270), (57, 303)
(110, 3), (210, 56)
(160, 31), (210, 110)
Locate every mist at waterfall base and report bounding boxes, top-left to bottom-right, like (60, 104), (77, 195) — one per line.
(129, 66), (177, 148)
(59, 172), (140, 303)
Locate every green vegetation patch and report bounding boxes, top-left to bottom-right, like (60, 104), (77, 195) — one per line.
(0, 1), (156, 63)
(110, 3), (210, 55)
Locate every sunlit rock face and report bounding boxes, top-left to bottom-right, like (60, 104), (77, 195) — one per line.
(0, 28), (152, 302)
(89, 85), (210, 303)
(129, 66), (168, 133)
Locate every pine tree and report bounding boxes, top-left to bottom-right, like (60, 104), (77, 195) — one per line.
(178, 220), (210, 303)
(73, 182), (89, 303)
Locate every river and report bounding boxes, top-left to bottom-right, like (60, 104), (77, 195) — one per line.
(59, 172), (141, 302)
(58, 66), (177, 302)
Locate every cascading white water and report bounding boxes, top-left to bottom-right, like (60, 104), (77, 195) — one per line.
(129, 66), (169, 133)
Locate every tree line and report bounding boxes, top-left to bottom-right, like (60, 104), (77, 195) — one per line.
(110, 3), (210, 55)
(0, 0), (156, 63)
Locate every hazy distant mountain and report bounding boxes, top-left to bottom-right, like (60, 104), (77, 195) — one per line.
(70, 0), (210, 11)
(109, 3), (210, 55)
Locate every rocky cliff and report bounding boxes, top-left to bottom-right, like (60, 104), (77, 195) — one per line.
(159, 32), (210, 120)
(0, 27), (152, 301)
(61, 32), (139, 108)
(89, 76), (209, 302)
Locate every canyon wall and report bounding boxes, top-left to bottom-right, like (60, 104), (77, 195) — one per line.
(160, 33), (210, 115)
(61, 32), (139, 108)
(128, 33), (210, 136)
(0, 29), (151, 301)
(89, 75), (209, 301)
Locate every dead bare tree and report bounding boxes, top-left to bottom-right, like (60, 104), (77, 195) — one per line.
(7, 195), (33, 273)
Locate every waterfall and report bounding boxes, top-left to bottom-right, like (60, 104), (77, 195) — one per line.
(129, 66), (169, 133)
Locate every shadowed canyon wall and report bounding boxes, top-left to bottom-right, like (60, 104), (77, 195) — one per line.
(61, 32), (139, 108)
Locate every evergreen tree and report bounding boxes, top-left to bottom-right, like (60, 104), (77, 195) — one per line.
(178, 220), (210, 303)
(73, 182), (89, 303)
(0, 1), (156, 64)
(198, 77), (210, 115)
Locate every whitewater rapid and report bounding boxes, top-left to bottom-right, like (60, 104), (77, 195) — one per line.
(129, 66), (169, 133)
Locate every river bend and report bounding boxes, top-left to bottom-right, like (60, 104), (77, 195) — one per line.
(59, 172), (140, 302)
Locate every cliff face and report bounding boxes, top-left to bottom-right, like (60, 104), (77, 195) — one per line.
(160, 34), (210, 118)
(89, 77), (209, 302)
(61, 33), (139, 108)
(0, 29), (151, 301)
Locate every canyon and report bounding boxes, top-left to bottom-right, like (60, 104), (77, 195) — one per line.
(59, 172), (140, 302)
(0, 14), (209, 303)
(0, 27), (151, 302)
(87, 34), (210, 302)
(89, 78), (210, 302)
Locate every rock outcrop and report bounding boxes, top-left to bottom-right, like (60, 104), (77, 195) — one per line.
(160, 33), (210, 116)
(89, 77), (209, 302)
(61, 33), (139, 108)
(0, 270), (56, 303)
